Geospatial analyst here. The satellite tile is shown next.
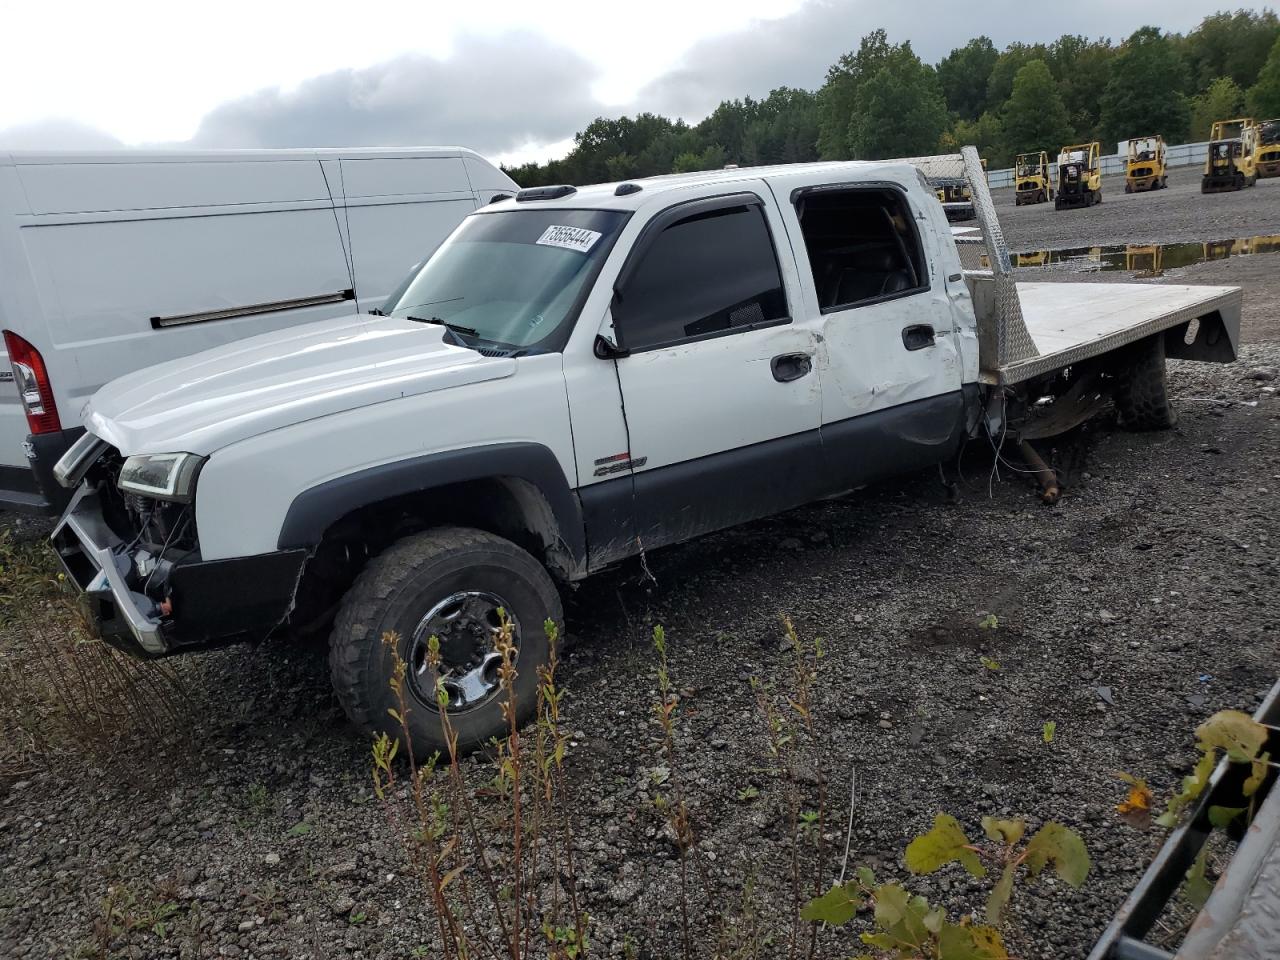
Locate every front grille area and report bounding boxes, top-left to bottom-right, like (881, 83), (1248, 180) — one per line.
(82, 446), (201, 588)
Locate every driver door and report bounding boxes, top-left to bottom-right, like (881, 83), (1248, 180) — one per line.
(605, 189), (823, 551)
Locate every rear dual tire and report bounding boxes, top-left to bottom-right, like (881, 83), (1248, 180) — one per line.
(329, 527), (563, 759)
(1114, 334), (1177, 431)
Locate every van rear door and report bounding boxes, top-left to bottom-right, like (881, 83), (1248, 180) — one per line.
(328, 154), (483, 311)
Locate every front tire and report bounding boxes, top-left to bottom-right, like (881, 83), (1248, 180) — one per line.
(1114, 334), (1177, 431)
(329, 527), (563, 758)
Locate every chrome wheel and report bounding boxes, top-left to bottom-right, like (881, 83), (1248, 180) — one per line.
(408, 591), (517, 711)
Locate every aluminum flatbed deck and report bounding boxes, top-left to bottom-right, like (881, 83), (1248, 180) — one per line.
(995, 281), (1243, 385)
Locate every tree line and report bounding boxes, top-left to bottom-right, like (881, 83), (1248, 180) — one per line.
(505, 10), (1280, 187)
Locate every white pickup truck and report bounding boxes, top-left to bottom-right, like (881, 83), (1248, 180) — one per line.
(49, 148), (1241, 755)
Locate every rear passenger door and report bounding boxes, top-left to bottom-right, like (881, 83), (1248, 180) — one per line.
(772, 178), (966, 494)
(605, 189), (823, 550)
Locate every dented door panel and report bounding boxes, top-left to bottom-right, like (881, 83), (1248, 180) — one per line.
(765, 170), (966, 489)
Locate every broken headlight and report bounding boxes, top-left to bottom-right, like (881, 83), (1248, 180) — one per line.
(118, 452), (206, 503)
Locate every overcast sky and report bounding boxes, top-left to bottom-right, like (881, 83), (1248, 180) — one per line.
(0, 0), (1253, 164)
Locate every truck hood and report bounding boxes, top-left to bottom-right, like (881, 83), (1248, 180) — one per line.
(84, 314), (516, 456)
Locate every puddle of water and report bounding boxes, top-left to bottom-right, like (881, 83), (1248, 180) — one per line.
(1008, 236), (1280, 276)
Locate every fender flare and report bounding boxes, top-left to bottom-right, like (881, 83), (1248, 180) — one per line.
(276, 442), (586, 566)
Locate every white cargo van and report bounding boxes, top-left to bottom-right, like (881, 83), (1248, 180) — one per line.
(0, 147), (517, 513)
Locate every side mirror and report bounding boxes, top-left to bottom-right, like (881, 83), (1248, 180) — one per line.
(594, 332), (628, 360)
(594, 306), (629, 359)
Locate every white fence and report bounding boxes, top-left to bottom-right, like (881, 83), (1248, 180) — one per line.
(985, 140), (1210, 189)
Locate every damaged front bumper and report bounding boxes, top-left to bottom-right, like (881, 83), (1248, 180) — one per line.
(52, 487), (307, 658)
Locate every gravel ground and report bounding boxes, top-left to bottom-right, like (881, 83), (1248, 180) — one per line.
(2, 177), (1279, 960)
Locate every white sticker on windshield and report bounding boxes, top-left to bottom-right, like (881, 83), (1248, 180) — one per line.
(536, 225), (602, 253)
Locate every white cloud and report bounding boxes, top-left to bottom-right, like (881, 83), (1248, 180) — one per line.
(190, 33), (603, 156)
(0, 119), (123, 151)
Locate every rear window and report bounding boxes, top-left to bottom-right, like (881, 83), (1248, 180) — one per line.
(794, 188), (927, 312)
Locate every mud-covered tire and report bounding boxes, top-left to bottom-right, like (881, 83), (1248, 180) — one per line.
(329, 527), (562, 758)
(1114, 335), (1177, 431)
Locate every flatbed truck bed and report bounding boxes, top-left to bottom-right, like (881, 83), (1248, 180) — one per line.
(999, 282), (1242, 385)
(931, 149), (1241, 388)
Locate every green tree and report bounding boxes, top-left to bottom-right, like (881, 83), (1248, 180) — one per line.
(1044, 35), (1117, 141)
(671, 144), (728, 173)
(848, 51), (950, 159)
(1184, 10), (1280, 91)
(986, 42), (1049, 107)
(1190, 76), (1247, 140)
(950, 111), (1007, 166)
(1000, 60), (1074, 161)
(817, 29), (915, 158)
(604, 152), (638, 182)
(1099, 27), (1190, 147)
(937, 37), (999, 120)
(692, 88), (821, 167)
(1247, 35), (1280, 117)
(744, 87), (821, 164)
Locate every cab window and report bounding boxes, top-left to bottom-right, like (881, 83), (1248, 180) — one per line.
(613, 202), (788, 352)
(794, 187), (927, 312)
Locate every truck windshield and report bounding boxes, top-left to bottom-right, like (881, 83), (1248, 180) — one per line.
(384, 208), (628, 352)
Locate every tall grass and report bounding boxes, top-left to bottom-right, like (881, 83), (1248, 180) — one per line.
(374, 615), (838, 959)
(0, 530), (188, 776)
(372, 617), (587, 959)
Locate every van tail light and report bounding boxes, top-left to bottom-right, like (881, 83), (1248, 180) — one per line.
(3, 330), (62, 435)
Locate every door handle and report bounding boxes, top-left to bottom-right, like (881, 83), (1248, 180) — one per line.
(770, 352), (812, 383)
(901, 324), (936, 351)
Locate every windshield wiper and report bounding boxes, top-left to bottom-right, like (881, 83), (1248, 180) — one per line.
(368, 308), (387, 316)
(407, 316), (481, 340)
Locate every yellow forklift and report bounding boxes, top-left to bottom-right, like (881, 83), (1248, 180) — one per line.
(1257, 119), (1280, 179)
(1202, 118), (1258, 193)
(1124, 136), (1167, 192)
(1055, 142), (1102, 209)
(1014, 151), (1053, 204)
(932, 157), (987, 221)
